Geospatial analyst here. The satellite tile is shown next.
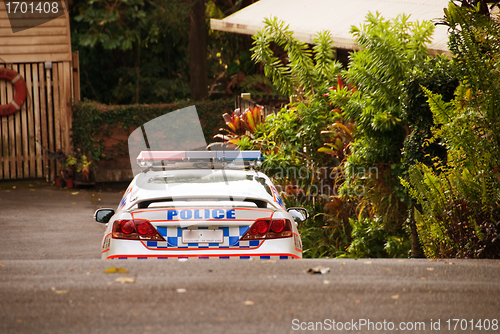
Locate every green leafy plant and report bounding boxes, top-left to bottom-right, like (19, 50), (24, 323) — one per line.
(249, 18), (358, 258)
(325, 12), (437, 257)
(346, 217), (410, 258)
(402, 3), (500, 258)
(318, 113), (354, 162)
(215, 105), (264, 144)
(251, 17), (342, 101)
(402, 162), (500, 258)
(65, 152), (92, 182)
(337, 11), (435, 169)
(249, 13), (441, 258)
(249, 9), (480, 258)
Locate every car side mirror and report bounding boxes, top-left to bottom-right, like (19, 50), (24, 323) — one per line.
(287, 207), (308, 223)
(94, 208), (115, 224)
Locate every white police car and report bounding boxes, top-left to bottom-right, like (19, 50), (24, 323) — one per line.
(94, 107), (307, 260)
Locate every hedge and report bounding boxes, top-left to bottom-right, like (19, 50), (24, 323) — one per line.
(71, 99), (234, 163)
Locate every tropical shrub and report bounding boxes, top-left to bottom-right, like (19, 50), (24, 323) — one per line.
(347, 217), (411, 258)
(250, 16), (344, 176)
(327, 12), (438, 257)
(251, 17), (342, 100)
(215, 105), (263, 144)
(402, 3), (500, 258)
(247, 8), (491, 259)
(249, 17), (360, 257)
(246, 9), (451, 258)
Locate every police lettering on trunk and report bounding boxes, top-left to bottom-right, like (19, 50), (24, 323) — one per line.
(167, 209), (236, 220)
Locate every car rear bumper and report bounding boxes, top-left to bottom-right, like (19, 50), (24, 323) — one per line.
(106, 254), (299, 260)
(102, 236), (302, 259)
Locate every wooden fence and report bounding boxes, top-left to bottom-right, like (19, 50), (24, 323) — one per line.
(0, 61), (72, 180)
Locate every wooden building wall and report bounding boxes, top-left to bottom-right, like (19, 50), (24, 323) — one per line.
(0, 1), (72, 63)
(0, 1), (76, 180)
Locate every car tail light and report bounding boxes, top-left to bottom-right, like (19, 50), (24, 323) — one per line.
(241, 219), (293, 240)
(119, 220), (135, 234)
(112, 219), (165, 241)
(270, 219), (284, 233)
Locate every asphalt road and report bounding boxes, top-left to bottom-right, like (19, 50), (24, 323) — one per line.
(1, 183), (500, 334)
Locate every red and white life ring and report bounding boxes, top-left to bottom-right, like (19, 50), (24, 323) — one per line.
(0, 68), (27, 117)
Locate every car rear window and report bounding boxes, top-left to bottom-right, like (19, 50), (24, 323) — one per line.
(147, 173), (252, 184)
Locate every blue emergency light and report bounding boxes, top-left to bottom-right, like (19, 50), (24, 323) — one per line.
(136, 150), (264, 170)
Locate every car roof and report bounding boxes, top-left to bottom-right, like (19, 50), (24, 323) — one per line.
(125, 169), (278, 210)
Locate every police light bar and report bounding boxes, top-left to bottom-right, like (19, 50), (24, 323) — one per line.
(136, 150), (264, 169)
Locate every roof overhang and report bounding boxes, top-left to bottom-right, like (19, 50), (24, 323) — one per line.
(210, 0), (451, 56)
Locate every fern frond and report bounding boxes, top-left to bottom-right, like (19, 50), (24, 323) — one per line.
(313, 31), (341, 86)
(421, 85), (455, 125)
(251, 17), (344, 99)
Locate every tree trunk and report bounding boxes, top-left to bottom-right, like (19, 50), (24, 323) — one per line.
(135, 40), (141, 104)
(410, 207), (425, 258)
(189, 0), (208, 101)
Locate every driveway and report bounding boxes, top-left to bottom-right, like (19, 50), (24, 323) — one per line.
(0, 181), (123, 260)
(1, 182), (499, 334)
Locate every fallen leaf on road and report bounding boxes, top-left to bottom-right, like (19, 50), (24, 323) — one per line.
(262, 260), (277, 264)
(104, 267), (128, 274)
(364, 261), (372, 264)
(426, 268), (435, 271)
(51, 287), (69, 294)
(244, 300), (255, 306)
(71, 192), (79, 195)
(391, 294), (400, 300)
(323, 280), (331, 285)
(115, 277), (136, 284)
(176, 288), (187, 293)
(307, 266), (330, 275)
(0, 264), (5, 268)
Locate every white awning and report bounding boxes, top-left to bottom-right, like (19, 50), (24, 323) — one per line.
(210, 0), (451, 55)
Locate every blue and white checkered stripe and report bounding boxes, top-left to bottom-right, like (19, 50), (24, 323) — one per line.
(110, 255), (293, 260)
(144, 226), (261, 249)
